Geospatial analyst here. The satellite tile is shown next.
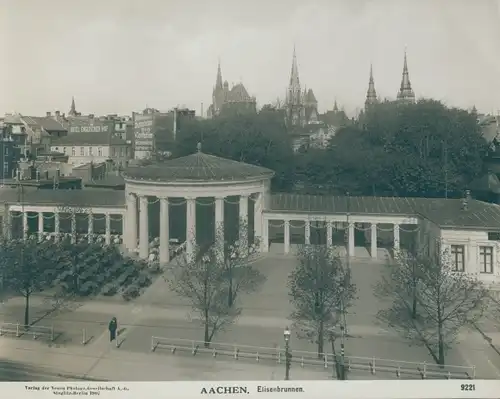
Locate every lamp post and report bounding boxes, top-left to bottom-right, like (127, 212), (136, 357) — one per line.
(284, 326), (291, 380)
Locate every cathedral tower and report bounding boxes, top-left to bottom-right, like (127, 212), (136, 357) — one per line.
(365, 64), (378, 109)
(397, 50), (415, 103)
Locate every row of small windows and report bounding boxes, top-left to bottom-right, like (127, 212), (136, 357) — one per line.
(53, 146), (127, 157)
(451, 244), (494, 274)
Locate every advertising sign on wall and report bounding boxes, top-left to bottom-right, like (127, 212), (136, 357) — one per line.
(133, 114), (155, 159)
(69, 121), (114, 134)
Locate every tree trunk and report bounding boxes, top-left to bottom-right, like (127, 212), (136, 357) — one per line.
(228, 278), (233, 307)
(411, 293), (417, 319)
(24, 293), (30, 328)
(438, 326), (445, 366)
(317, 320), (324, 358)
(331, 339), (341, 380)
(204, 317), (210, 348)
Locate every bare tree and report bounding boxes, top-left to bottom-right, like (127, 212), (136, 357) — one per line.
(288, 244), (356, 359)
(0, 237), (53, 326)
(164, 245), (241, 347)
(213, 219), (265, 307)
(374, 249), (421, 320)
(377, 245), (490, 366)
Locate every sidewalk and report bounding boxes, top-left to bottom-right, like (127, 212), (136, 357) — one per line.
(0, 335), (331, 381)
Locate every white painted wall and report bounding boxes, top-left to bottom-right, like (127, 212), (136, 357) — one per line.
(441, 229), (500, 285)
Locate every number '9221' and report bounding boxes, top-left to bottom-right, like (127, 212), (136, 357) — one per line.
(461, 384), (475, 391)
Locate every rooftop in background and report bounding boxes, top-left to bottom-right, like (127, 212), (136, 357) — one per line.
(51, 131), (127, 146)
(0, 187), (125, 208)
(1, 177), (82, 190)
(85, 174), (125, 189)
(124, 149), (275, 183)
(270, 193), (500, 230)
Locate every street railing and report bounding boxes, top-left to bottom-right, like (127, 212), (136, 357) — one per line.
(0, 321), (54, 341)
(150, 336), (475, 380)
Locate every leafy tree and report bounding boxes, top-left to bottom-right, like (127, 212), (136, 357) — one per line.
(322, 100), (488, 197)
(0, 237), (54, 326)
(377, 244), (489, 365)
(174, 111), (296, 191)
(288, 244), (356, 361)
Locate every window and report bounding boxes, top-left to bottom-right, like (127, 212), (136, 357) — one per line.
(63, 147), (67, 154)
(4, 147), (8, 156)
(3, 162), (8, 173)
(120, 147), (124, 156)
(111, 147), (116, 157)
(89, 147), (93, 156)
(488, 232), (500, 241)
(98, 147), (102, 156)
(80, 147), (84, 156)
(480, 246), (493, 274)
(451, 245), (465, 272)
(71, 147), (76, 156)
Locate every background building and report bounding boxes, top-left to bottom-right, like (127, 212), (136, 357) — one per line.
(207, 62), (257, 118)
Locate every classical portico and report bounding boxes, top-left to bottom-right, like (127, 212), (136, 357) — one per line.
(123, 146), (274, 261)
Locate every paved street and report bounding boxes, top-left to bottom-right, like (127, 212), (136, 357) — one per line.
(0, 254), (499, 380)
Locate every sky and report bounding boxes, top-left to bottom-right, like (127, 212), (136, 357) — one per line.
(2, 0), (500, 117)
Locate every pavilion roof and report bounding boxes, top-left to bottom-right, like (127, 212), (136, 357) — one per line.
(269, 193), (500, 230)
(124, 150), (274, 182)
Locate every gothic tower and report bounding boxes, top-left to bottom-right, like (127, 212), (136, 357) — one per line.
(69, 96), (78, 117)
(285, 46), (303, 126)
(397, 50), (415, 103)
(365, 64), (378, 109)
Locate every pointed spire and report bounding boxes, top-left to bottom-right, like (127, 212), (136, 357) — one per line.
(365, 64), (378, 108)
(397, 49), (415, 103)
(289, 45), (300, 89)
(215, 59), (223, 89)
(333, 99), (339, 112)
(69, 96), (77, 116)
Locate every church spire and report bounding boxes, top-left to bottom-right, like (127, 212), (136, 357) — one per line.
(333, 99), (339, 112)
(397, 49), (415, 103)
(286, 45), (302, 106)
(365, 64), (378, 108)
(215, 58), (223, 90)
(69, 96), (77, 116)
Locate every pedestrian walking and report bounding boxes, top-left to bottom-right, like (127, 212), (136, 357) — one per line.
(109, 317), (118, 342)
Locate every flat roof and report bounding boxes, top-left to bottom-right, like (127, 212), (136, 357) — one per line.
(270, 193), (500, 230)
(0, 188), (125, 208)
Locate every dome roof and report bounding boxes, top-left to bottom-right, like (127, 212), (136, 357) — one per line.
(124, 148), (274, 183)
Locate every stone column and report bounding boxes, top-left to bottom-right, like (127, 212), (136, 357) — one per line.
(215, 197), (224, 261)
(326, 221), (333, 246)
(38, 212), (44, 242)
(348, 223), (355, 257)
(253, 192), (263, 244)
(71, 212), (76, 243)
(159, 197), (170, 264)
(304, 220), (311, 245)
(284, 220), (290, 254)
(22, 212), (28, 240)
(394, 224), (400, 252)
(87, 212), (94, 243)
(371, 223), (378, 258)
(239, 195), (249, 253)
(139, 196), (149, 259)
(54, 212), (60, 242)
(105, 213), (111, 245)
(126, 193), (137, 251)
(186, 197), (196, 258)
(261, 218), (269, 252)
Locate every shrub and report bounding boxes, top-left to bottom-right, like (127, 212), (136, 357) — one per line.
(101, 284), (117, 296)
(136, 273), (152, 288)
(122, 284), (140, 301)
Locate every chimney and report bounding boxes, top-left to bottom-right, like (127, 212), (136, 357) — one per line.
(462, 190), (471, 210)
(46, 111), (51, 117)
(55, 110), (60, 117)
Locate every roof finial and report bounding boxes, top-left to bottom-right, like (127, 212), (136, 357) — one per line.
(197, 142), (202, 152)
